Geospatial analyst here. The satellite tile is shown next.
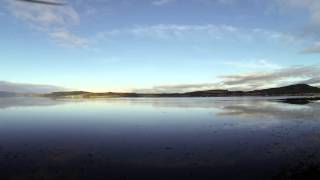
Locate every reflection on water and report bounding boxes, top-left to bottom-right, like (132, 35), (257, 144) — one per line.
(0, 97), (320, 180)
(0, 97), (64, 109)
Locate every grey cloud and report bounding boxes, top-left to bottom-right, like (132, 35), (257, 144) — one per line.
(0, 81), (66, 93)
(277, 0), (320, 26)
(302, 42), (320, 53)
(154, 83), (222, 92)
(220, 65), (320, 87)
(133, 82), (223, 93)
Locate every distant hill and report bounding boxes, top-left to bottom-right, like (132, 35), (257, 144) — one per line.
(41, 84), (320, 98)
(0, 91), (17, 97)
(46, 91), (90, 97)
(247, 84), (320, 96)
(184, 90), (244, 97)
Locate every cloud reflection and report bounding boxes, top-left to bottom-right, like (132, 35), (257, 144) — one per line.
(1, 97), (320, 121)
(114, 97), (320, 121)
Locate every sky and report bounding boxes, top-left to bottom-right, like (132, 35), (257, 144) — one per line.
(1, 0), (320, 93)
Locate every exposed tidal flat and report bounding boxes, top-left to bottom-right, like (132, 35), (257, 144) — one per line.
(1, 97), (320, 179)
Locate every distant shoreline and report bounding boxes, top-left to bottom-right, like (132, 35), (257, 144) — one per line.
(40, 84), (320, 99)
(2, 84), (320, 101)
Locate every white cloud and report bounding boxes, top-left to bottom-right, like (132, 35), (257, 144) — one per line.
(216, 0), (236, 4)
(152, 0), (176, 6)
(49, 28), (89, 47)
(251, 28), (298, 43)
(6, 0), (89, 47)
(196, 0), (237, 5)
(128, 24), (237, 39)
(224, 59), (281, 69)
(98, 24), (297, 44)
(96, 24), (238, 41)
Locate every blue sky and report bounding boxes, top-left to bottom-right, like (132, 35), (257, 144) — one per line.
(1, 0), (320, 93)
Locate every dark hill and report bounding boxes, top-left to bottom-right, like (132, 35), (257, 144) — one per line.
(184, 90), (244, 97)
(248, 84), (320, 96)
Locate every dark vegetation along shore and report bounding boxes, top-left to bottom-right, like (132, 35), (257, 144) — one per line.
(41, 84), (320, 99)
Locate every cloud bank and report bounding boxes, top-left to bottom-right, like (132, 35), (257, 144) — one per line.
(2, 65), (320, 94)
(134, 65), (320, 93)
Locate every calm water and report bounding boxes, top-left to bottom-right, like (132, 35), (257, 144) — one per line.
(1, 97), (320, 180)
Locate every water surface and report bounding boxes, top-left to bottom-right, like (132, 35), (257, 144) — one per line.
(1, 97), (320, 180)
